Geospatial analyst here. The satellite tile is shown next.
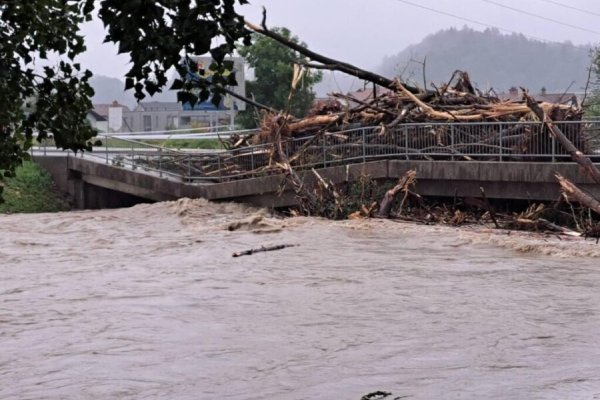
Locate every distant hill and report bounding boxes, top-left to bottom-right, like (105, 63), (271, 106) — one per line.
(379, 27), (593, 93)
(89, 75), (136, 107)
(90, 75), (176, 108)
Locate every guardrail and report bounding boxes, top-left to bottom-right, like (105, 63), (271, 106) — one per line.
(43, 120), (600, 182)
(106, 127), (259, 140)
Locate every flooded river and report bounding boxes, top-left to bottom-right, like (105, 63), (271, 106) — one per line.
(1, 199), (600, 399)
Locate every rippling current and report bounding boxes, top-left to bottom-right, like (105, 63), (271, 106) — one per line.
(1, 199), (600, 399)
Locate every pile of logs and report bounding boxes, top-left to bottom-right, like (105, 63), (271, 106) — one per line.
(216, 76), (587, 180)
(229, 72), (582, 149)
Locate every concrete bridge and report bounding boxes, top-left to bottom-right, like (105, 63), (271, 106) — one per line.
(34, 153), (599, 210)
(33, 121), (600, 209)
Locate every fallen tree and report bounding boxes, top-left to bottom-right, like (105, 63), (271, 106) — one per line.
(377, 170), (417, 218)
(556, 173), (600, 215)
(524, 92), (600, 184)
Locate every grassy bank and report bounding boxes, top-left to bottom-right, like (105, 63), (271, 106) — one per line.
(92, 137), (224, 150)
(0, 162), (69, 213)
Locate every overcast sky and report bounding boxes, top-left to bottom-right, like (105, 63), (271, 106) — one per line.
(79, 0), (600, 80)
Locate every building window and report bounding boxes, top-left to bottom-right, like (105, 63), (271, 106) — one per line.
(143, 115), (152, 131)
(180, 116), (191, 127)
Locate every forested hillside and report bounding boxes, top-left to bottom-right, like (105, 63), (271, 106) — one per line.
(379, 27), (593, 93)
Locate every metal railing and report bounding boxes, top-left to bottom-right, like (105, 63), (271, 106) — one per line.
(51, 120), (600, 182)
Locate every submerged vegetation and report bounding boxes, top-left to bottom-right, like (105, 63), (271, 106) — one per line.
(0, 162), (68, 213)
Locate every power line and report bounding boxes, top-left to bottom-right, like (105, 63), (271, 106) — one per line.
(482, 0), (600, 35)
(537, 0), (600, 19)
(393, 0), (591, 52)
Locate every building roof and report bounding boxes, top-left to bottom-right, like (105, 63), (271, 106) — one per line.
(137, 101), (182, 112)
(93, 101), (131, 118)
(87, 110), (107, 121)
(499, 88), (580, 104)
(342, 87), (393, 107)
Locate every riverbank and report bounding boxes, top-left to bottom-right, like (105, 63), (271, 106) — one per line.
(0, 161), (69, 213)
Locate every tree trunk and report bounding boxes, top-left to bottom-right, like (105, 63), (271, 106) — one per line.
(524, 91), (600, 184)
(288, 114), (342, 132)
(246, 21), (431, 96)
(556, 173), (600, 215)
(377, 170), (417, 218)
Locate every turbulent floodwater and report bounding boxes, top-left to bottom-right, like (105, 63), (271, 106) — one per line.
(1, 199), (600, 399)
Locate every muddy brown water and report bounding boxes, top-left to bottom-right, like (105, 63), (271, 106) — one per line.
(1, 199), (600, 399)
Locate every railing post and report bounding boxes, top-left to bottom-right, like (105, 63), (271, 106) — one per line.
(405, 127), (409, 160)
(158, 147), (163, 177)
(322, 134), (327, 167)
(217, 154), (222, 180)
(251, 147), (255, 177)
(362, 128), (366, 163)
(105, 135), (109, 164)
(131, 143), (135, 170)
(450, 125), (455, 161)
(187, 154), (192, 180)
(43, 139), (47, 156)
(499, 124), (503, 162)
(551, 130), (556, 163)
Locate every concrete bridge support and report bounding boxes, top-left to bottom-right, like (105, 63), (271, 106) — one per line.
(35, 156), (157, 209)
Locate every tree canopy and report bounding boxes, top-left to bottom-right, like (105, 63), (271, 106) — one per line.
(1, 0), (96, 192)
(584, 47), (600, 117)
(0, 0), (251, 201)
(237, 27), (322, 128)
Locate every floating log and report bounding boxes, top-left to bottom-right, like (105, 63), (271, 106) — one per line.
(232, 244), (297, 258)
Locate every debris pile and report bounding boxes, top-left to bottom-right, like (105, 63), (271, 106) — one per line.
(232, 71), (581, 146)
(217, 72), (585, 181)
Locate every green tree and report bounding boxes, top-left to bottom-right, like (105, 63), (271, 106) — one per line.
(0, 0), (250, 201)
(0, 1), (96, 200)
(237, 27), (322, 128)
(585, 47), (600, 117)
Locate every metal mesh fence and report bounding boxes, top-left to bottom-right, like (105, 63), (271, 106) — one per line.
(89, 121), (600, 181)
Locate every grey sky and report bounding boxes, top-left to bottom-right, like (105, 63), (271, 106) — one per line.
(79, 0), (600, 80)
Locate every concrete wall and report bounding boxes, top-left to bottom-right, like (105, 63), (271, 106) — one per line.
(34, 156), (70, 195)
(35, 155), (159, 209)
(202, 160), (599, 205)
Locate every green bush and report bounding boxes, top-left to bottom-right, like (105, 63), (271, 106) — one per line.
(0, 162), (69, 213)
(161, 138), (224, 150)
